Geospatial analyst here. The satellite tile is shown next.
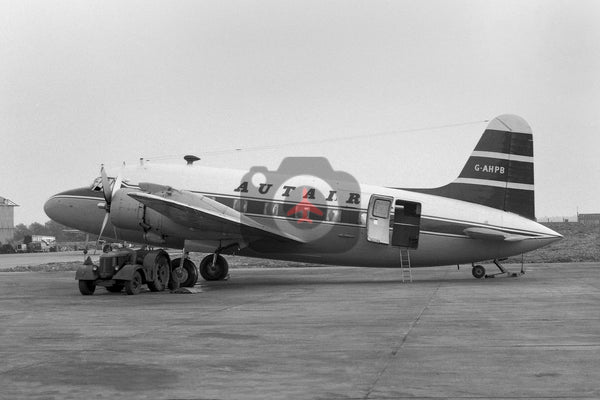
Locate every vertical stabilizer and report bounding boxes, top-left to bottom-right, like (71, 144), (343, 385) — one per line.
(408, 114), (536, 219)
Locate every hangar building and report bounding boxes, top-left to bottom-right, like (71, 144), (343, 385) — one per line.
(578, 213), (600, 225)
(0, 196), (18, 243)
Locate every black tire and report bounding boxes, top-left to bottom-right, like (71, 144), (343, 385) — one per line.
(199, 254), (229, 281)
(472, 265), (486, 279)
(125, 270), (143, 295)
(106, 283), (124, 293)
(148, 254), (170, 292)
(171, 258), (199, 287)
(79, 280), (96, 295)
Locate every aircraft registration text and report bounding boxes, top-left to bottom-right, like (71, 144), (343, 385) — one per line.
(474, 165), (505, 174)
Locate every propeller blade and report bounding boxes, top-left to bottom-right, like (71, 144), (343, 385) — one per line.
(95, 212), (110, 252)
(99, 212), (110, 240)
(100, 165), (111, 204)
(111, 162), (125, 200)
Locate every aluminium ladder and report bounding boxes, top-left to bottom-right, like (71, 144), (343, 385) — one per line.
(400, 248), (412, 283)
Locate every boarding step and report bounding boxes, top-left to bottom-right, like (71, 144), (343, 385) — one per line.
(400, 248), (412, 283)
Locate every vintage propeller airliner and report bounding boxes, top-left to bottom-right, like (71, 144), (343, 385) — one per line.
(44, 114), (562, 290)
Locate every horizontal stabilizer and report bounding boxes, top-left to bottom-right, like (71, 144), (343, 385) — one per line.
(463, 227), (528, 242)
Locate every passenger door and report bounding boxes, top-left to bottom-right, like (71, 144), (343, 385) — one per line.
(367, 195), (393, 244)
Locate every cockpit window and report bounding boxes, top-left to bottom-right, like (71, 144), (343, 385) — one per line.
(91, 177), (102, 191)
(90, 176), (115, 191)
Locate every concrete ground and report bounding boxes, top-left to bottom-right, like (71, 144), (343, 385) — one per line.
(0, 251), (90, 270)
(0, 262), (599, 400)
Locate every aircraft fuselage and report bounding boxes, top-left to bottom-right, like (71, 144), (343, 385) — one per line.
(44, 162), (561, 268)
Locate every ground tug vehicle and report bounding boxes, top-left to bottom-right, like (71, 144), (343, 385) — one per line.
(76, 249), (201, 295)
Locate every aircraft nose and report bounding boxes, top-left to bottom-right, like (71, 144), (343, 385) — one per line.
(43, 195), (62, 224)
(44, 187), (106, 230)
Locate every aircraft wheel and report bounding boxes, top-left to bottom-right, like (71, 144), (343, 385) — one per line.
(148, 254), (170, 292)
(78, 280), (96, 295)
(472, 265), (486, 279)
(106, 283), (124, 293)
(125, 270), (143, 295)
(171, 258), (198, 287)
(199, 254), (229, 281)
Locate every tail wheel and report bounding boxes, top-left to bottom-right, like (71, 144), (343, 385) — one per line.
(125, 270), (143, 295)
(199, 254), (229, 281)
(472, 265), (486, 279)
(171, 258), (198, 287)
(78, 280), (96, 295)
(148, 253), (171, 292)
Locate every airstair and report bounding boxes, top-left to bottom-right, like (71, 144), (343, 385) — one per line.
(400, 248), (412, 283)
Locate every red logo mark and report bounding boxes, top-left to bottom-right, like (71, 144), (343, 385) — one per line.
(286, 188), (323, 223)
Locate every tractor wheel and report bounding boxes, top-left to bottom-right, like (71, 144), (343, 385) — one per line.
(125, 270), (143, 295)
(148, 254), (170, 292)
(78, 280), (96, 295)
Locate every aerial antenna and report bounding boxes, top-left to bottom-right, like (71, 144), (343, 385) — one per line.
(144, 119), (489, 161)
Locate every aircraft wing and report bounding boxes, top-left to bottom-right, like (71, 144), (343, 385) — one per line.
(128, 186), (306, 244)
(463, 227), (529, 242)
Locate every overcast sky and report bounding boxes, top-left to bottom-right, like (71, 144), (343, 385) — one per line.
(2, 0), (599, 225)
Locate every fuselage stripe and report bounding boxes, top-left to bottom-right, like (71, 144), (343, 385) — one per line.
(453, 178), (534, 191)
(51, 192), (552, 239)
(470, 151), (534, 163)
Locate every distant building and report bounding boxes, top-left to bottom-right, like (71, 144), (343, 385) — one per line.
(0, 196), (19, 243)
(578, 213), (600, 225)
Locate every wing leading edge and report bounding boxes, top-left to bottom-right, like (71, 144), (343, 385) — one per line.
(128, 185), (306, 244)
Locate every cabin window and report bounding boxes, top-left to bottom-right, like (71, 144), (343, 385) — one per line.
(246, 200), (263, 214)
(372, 199), (391, 218)
(326, 209), (341, 222)
(359, 212), (367, 226)
(264, 202), (279, 216)
(232, 199), (247, 213)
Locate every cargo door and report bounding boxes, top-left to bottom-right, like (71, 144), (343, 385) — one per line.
(391, 200), (421, 249)
(367, 195), (393, 244)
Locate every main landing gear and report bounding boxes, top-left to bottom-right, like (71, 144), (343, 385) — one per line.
(199, 254), (230, 281)
(169, 253), (229, 289)
(170, 257), (199, 287)
(471, 259), (523, 279)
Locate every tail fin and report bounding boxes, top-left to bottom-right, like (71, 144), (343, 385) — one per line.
(409, 114), (535, 219)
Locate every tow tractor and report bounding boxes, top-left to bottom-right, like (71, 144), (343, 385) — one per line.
(76, 248), (199, 295)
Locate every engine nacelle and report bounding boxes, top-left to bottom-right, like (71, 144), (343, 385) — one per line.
(110, 189), (183, 243)
(109, 189), (146, 231)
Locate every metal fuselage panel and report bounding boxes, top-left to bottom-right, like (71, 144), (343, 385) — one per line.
(44, 163), (561, 268)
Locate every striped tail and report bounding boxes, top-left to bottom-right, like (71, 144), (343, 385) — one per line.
(410, 114), (536, 220)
